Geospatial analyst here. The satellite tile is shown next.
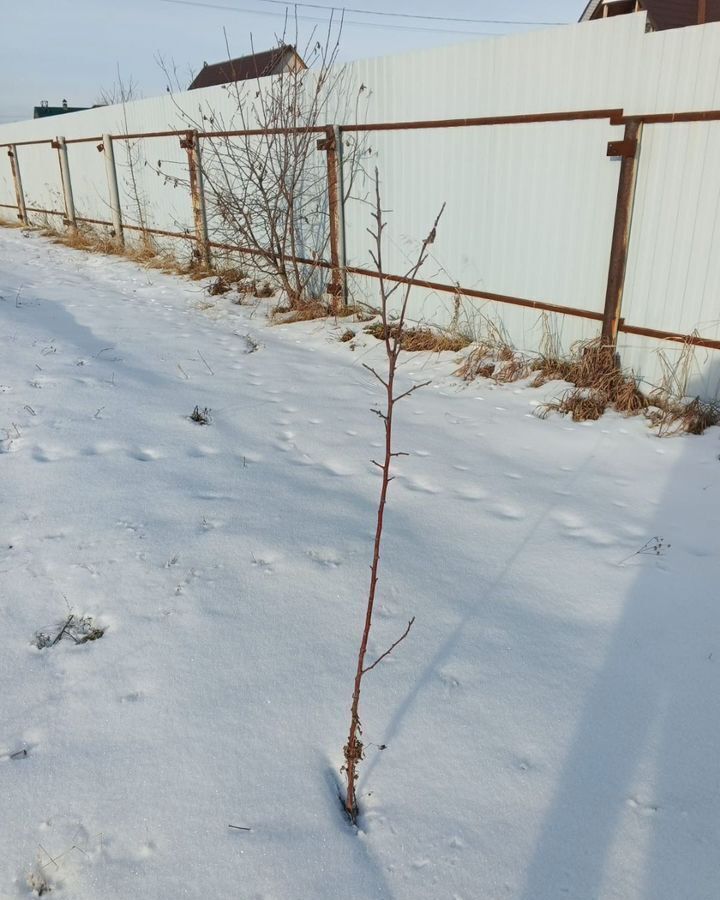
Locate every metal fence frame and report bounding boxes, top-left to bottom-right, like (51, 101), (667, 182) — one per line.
(3, 105), (720, 353)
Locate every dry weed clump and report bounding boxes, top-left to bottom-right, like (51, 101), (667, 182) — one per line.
(272, 300), (360, 324)
(207, 267), (249, 295)
(646, 394), (720, 436)
(364, 323), (470, 353)
(455, 319), (530, 382)
(456, 343), (532, 383)
(458, 330), (718, 435)
(532, 340), (645, 422)
(48, 226), (124, 257)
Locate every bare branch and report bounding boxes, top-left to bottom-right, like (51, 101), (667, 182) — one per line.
(394, 380), (432, 403)
(362, 363), (389, 388)
(362, 618), (416, 675)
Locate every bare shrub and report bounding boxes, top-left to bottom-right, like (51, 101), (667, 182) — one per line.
(191, 17), (369, 312)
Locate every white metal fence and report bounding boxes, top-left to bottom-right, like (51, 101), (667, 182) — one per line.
(2, 12), (720, 398)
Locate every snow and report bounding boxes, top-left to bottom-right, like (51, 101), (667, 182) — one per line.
(1, 227), (719, 899)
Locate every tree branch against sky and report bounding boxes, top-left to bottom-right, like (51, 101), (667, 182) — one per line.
(0, 1), (587, 123)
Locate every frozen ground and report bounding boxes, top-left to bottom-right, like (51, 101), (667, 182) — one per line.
(1, 227), (719, 900)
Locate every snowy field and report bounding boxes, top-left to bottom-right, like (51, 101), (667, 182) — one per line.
(1, 227), (719, 900)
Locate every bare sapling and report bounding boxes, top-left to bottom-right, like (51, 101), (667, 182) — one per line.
(342, 170), (445, 822)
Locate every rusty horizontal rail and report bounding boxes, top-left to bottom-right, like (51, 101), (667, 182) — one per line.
(618, 321), (720, 350)
(208, 239), (332, 269)
(76, 215), (114, 227)
(624, 109), (720, 125)
(0, 202), (18, 209)
(345, 264), (605, 321)
(345, 266), (720, 349)
(123, 223), (194, 240)
(113, 130), (187, 141)
(25, 205), (64, 216)
(65, 136), (103, 145)
(199, 125), (328, 139)
(342, 108), (625, 133)
(0, 138), (54, 148)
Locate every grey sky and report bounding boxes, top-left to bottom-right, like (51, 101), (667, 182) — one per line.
(1, 1), (587, 122)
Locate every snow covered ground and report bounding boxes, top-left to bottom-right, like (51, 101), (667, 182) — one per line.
(1, 227), (719, 900)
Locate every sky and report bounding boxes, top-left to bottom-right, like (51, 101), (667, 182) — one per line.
(0, 1), (588, 123)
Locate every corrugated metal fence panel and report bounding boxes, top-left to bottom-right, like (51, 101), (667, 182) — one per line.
(343, 118), (620, 351)
(66, 139), (111, 224)
(0, 151), (17, 210)
(15, 142), (64, 217)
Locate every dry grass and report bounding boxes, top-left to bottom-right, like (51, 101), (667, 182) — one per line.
(206, 267), (249, 295)
(0, 217), (29, 230)
(273, 300), (330, 322)
(457, 329), (719, 434)
(455, 319), (531, 382)
(339, 329), (355, 343)
(647, 394), (720, 436)
(272, 301), (361, 324)
(48, 227), (124, 257)
(533, 340), (646, 422)
(364, 323), (470, 353)
(538, 388), (608, 422)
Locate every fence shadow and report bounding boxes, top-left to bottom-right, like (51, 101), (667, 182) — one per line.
(519, 426), (720, 900)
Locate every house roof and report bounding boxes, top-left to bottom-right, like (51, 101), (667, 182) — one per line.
(580, 0), (720, 27)
(188, 45), (303, 90)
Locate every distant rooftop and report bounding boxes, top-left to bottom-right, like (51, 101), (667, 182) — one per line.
(580, 0), (720, 28)
(34, 99), (90, 119)
(188, 45), (306, 90)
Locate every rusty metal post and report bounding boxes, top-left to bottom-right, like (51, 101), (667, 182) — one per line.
(699, 0), (707, 24)
(333, 124), (348, 301)
(7, 145), (28, 225)
(602, 120), (643, 345)
(318, 125), (344, 305)
(181, 130), (211, 269)
(53, 136), (76, 229)
(100, 133), (124, 246)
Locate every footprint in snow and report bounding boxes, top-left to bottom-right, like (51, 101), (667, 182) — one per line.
(438, 670), (461, 692)
(321, 460), (354, 477)
(129, 448), (163, 462)
(32, 446), (69, 462)
(187, 445), (219, 458)
(399, 476), (440, 495)
(453, 485), (489, 502)
(306, 549), (341, 568)
(488, 502), (525, 520)
(81, 442), (121, 456)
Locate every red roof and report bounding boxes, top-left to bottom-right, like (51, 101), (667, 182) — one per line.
(581, 0), (720, 27)
(644, 0), (720, 28)
(188, 46), (303, 90)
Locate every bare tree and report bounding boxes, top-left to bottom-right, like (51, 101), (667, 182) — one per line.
(342, 170), (445, 822)
(192, 14), (369, 308)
